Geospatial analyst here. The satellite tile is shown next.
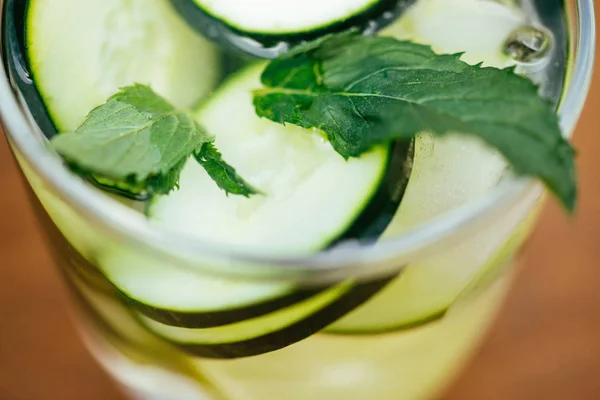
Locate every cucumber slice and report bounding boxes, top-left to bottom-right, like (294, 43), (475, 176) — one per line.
(173, 0), (395, 36)
(25, 0), (220, 133)
(147, 64), (402, 255)
(170, 0), (410, 57)
(139, 278), (390, 358)
(98, 250), (326, 328)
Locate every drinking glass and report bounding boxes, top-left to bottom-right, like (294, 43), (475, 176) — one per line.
(0, 1), (595, 399)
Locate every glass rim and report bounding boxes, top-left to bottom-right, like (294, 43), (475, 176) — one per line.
(0, 0), (596, 278)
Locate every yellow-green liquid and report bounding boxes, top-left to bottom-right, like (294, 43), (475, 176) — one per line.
(8, 0), (569, 398)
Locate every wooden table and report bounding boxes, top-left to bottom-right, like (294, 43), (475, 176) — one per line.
(1, 25), (599, 400)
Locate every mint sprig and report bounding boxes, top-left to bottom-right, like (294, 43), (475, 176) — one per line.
(253, 33), (577, 211)
(51, 84), (257, 198)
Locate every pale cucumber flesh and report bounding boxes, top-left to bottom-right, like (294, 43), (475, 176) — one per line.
(190, 0), (383, 35)
(26, 0), (220, 132)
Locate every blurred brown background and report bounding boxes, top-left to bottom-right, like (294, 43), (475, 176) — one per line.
(1, 20), (599, 400)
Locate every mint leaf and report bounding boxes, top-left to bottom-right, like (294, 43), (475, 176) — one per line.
(51, 84), (211, 185)
(50, 84), (258, 198)
(254, 33), (577, 211)
(194, 143), (260, 197)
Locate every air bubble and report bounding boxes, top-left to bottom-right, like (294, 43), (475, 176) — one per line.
(503, 26), (553, 63)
